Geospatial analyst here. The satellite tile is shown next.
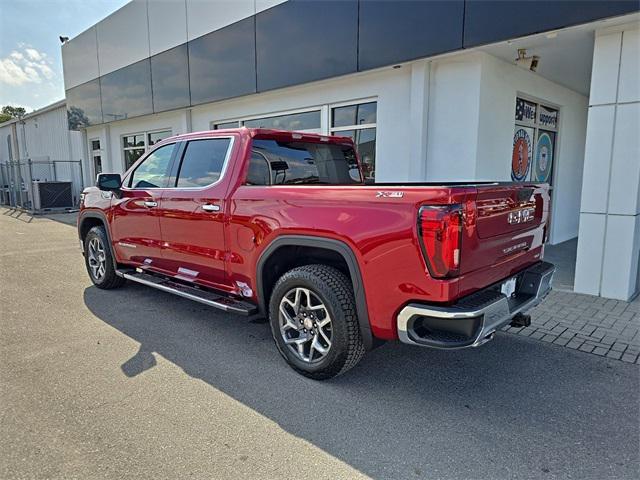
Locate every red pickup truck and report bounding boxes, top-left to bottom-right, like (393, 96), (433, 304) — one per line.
(78, 128), (554, 379)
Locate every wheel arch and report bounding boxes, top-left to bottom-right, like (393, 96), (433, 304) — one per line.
(78, 211), (118, 270)
(256, 235), (375, 350)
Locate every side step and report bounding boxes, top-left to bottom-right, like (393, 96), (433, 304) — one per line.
(116, 269), (258, 316)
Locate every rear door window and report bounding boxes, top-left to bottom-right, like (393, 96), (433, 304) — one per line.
(248, 139), (362, 185)
(175, 138), (232, 188)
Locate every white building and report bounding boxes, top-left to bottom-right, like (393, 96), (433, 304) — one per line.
(60, 0), (639, 301)
(0, 100), (85, 209)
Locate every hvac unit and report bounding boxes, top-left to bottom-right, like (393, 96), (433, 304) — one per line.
(32, 181), (73, 210)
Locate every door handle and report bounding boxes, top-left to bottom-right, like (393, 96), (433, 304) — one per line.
(202, 204), (221, 212)
(144, 201), (158, 208)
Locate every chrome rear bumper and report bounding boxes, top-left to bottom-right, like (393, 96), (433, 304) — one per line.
(397, 261), (555, 349)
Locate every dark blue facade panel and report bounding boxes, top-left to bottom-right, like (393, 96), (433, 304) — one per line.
(100, 59), (153, 122)
(256, 0), (358, 92)
(151, 44), (190, 113)
(188, 17), (257, 106)
(464, 0), (640, 48)
(358, 0), (464, 71)
(66, 79), (102, 129)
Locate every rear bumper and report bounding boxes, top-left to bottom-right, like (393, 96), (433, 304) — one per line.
(397, 261), (554, 349)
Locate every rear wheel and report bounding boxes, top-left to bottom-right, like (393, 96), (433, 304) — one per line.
(84, 226), (125, 290)
(268, 264), (365, 380)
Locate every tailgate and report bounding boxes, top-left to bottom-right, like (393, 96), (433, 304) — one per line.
(459, 183), (549, 281)
(475, 184), (544, 238)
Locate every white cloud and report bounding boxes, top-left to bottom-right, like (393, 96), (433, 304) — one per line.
(0, 45), (55, 87)
(25, 48), (43, 61)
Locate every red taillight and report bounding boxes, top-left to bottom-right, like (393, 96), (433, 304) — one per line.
(418, 205), (463, 278)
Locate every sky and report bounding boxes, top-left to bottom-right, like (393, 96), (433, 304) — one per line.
(0, 0), (129, 112)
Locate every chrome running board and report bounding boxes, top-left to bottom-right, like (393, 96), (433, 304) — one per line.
(116, 269), (258, 316)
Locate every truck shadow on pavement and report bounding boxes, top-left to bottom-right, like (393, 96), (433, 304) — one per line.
(83, 283), (639, 480)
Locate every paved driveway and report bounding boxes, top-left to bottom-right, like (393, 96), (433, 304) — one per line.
(1, 210), (639, 480)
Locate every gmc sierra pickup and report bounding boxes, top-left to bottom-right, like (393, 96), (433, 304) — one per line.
(78, 128), (554, 379)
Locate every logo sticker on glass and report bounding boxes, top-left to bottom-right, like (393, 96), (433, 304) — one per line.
(533, 131), (554, 182)
(511, 127), (533, 181)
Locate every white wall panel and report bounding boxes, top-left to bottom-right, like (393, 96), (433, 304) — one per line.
(62, 28), (100, 89)
(601, 214), (640, 300)
(574, 213), (606, 296)
(425, 54), (482, 181)
(97, 0), (150, 75)
(618, 27), (640, 104)
(589, 32), (622, 106)
(608, 102), (640, 215)
(187, 0), (254, 41)
(149, 0), (188, 56)
(580, 105), (615, 214)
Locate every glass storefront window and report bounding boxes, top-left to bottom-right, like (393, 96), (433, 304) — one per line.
(148, 130), (172, 146)
(242, 110), (321, 132)
(210, 101), (377, 181)
(213, 121), (241, 130)
(331, 102), (377, 183)
(124, 149), (145, 171)
(122, 129), (172, 171)
(331, 102), (377, 128)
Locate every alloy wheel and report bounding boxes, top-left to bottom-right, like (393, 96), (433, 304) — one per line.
(279, 287), (333, 363)
(87, 237), (107, 282)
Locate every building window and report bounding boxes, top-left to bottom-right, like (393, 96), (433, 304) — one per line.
(243, 110), (321, 132)
(211, 100), (377, 181)
(90, 139), (102, 177)
(213, 121), (240, 130)
(330, 101), (377, 183)
(213, 109), (321, 133)
(122, 129), (172, 171)
(512, 97), (558, 183)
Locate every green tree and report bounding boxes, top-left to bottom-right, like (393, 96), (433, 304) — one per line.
(67, 106), (90, 130)
(0, 105), (27, 123)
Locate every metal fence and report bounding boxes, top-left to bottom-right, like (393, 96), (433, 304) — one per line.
(0, 159), (84, 213)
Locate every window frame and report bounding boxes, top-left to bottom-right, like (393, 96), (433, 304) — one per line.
(121, 128), (173, 172)
(170, 135), (236, 190)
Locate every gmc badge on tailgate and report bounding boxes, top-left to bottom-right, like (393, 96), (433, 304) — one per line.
(508, 207), (535, 225)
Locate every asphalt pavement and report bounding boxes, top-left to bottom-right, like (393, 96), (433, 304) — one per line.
(1, 209), (639, 480)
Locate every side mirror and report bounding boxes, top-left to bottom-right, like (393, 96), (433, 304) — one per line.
(97, 173), (122, 192)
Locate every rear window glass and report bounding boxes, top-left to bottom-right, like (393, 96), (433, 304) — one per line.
(247, 139), (362, 185)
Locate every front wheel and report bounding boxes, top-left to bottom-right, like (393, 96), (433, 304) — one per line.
(84, 226), (125, 290)
(268, 264), (365, 380)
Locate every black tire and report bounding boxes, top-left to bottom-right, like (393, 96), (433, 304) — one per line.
(268, 264), (365, 380)
(84, 226), (125, 290)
